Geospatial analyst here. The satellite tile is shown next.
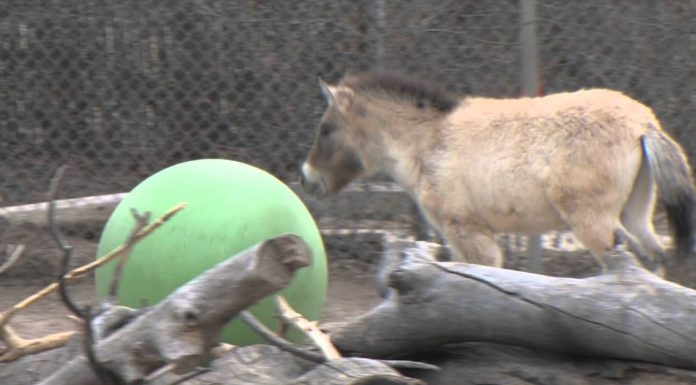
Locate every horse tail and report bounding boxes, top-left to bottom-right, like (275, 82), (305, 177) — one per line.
(642, 124), (696, 257)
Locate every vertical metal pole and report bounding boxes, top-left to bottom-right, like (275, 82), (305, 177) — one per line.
(520, 0), (542, 273)
(375, 0), (386, 67)
(520, 0), (539, 97)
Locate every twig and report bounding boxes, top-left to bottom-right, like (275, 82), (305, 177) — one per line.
(210, 342), (236, 357)
(0, 244), (26, 275)
(378, 360), (440, 371)
(0, 203), (186, 327)
(48, 166), (85, 319)
(241, 310), (440, 371)
(48, 166), (141, 383)
(143, 363), (209, 385)
(0, 325), (74, 362)
(0, 203), (186, 362)
(143, 363), (177, 383)
(274, 295), (341, 360)
(107, 209), (151, 302)
(36, 235), (312, 385)
(240, 310), (324, 363)
(80, 307), (123, 385)
(47, 166), (69, 252)
(167, 368), (210, 385)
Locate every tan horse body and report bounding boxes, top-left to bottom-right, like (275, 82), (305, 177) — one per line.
(300, 71), (695, 272)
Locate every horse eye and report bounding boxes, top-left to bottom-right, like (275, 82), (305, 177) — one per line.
(320, 123), (335, 137)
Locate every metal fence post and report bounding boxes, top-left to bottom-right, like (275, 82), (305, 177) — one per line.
(520, 0), (542, 273)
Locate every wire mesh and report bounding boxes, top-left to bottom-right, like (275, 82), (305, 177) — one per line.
(1, 0), (695, 277)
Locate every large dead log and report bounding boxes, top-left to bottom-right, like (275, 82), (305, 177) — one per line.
(398, 341), (696, 385)
(157, 345), (424, 385)
(0, 193), (126, 228)
(2, 234), (422, 385)
(3, 339), (425, 385)
(330, 247), (696, 370)
(34, 234), (313, 385)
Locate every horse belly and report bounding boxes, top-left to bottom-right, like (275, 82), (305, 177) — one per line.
(431, 150), (567, 235)
(469, 182), (566, 234)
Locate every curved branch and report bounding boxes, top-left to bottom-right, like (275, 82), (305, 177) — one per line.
(47, 166), (85, 320)
(0, 244), (26, 276)
(239, 310), (440, 372)
(83, 308), (124, 385)
(107, 209), (150, 302)
(239, 310), (324, 363)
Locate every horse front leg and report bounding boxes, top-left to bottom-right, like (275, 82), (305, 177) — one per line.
(440, 222), (503, 267)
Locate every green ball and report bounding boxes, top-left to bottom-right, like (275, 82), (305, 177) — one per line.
(95, 159), (327, 346)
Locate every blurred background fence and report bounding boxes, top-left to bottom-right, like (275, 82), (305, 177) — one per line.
(1, 0), (695, 274)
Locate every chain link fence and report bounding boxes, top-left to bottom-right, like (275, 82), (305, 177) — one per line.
(1, 0), (695, 277)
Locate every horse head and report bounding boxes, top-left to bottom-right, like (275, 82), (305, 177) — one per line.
(300, 78), (365, 198)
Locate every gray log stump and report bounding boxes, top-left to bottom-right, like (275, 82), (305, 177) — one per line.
(0, 235), (422, 385)
(177, 345), (423, 385)
(398, 342), (696, 385)
(32, 235), (314, 385)
(331, 247), (696, 370)
(1, 343), (424, 385)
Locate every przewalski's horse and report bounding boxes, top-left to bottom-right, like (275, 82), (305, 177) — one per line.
(299, 71), (696, 274)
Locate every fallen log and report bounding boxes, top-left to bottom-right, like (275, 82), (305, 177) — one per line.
(1, 235), (422, 385)
(34, 234), (313, 385)
(398, 341), (696, 385)
(0, 193), (126, 228)
(3, 336), (425, 385)
(0, 181), (397, 228)
(330, 246), (696, 369)
(166, 345), (423, 385)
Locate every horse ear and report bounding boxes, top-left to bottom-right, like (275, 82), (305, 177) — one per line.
(318, 78), (336, 105)
(318, 78), (353, 113)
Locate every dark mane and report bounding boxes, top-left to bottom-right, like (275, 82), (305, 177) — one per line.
(339, 71), (459, 113)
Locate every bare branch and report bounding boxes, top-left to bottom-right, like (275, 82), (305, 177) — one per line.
(0, 203), (186, 328)
(210, 342), (236, 357)
(240, 310), (440, 372)
(0, 325), (74, 362)
(0, 244), (26, 276)
(274, 295), (341, 360)
(143, 363), (178, 383)
(107, 208), (151, 302)
(48, 165), (126, 382)
(37, 235), (312, 385)
(47, 165), (69, 249)
(240, 310), (324, 363)
(47, 165), (85, 320)
(0, 203), (186, 362)
(82, 307), (124, 385)
(378, 360), (440, 371)
(143, 364), (209, 385)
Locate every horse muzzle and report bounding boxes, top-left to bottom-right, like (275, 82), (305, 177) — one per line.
(299, 162), (329, 198)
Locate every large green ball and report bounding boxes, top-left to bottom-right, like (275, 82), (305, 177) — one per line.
(95, 159), (327, 346)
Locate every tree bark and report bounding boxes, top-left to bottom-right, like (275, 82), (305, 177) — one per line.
(35, 234), (313, 385)
(177, 345), (423, 385)
(0, 193), (126, 228)
(2, 344), (424, 385)
(330, 247), (696, 369)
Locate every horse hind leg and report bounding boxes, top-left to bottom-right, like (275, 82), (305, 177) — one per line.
(441, 223), (503, 267)
(549, 163), (656, 274)
(563, 214), (618, 273)
(613, 225), (665, 277)
(565, 211), (663, 275)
